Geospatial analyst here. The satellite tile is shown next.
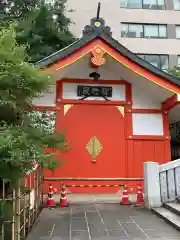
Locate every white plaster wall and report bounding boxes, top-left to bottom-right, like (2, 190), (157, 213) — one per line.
(132, 113), (163, 135)
(58, 54), (124, 80)
(132, 84), (161, 109)
(32, 86), (56, 106)
(62, 82), (126, 101)
(54, 54), (172, 105)
(62, 66), (123, 80)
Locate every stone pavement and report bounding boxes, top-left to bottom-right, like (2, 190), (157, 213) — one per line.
(26, 203), (180, 240)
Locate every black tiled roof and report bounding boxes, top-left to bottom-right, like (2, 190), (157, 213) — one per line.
(35, 17), (180, 86)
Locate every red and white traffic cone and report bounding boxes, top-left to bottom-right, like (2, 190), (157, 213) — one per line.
(59, 185), (69, 208)
(120, 185), (131, 205)
(46, 184), (56, 208)
(134, 185), (144, 206)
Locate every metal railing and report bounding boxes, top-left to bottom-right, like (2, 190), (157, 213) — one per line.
(0, 166), (44, 240)
(159, 159), (180, 203)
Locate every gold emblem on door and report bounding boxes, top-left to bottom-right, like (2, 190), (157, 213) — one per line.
(86, 136), (103, 163)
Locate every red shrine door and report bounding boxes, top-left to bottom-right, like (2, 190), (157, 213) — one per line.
(54, 104), (127, 193)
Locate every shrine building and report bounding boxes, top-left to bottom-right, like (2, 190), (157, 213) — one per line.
(34, 14), (180, 193)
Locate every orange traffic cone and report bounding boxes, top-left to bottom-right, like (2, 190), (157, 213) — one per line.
(59, 185), (69, 207)
(46, 184), (56, 208)
(120, 185), (131, 205)
(135, 185), (144, 206)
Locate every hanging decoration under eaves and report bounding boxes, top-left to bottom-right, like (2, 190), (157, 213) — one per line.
(91, 46), (106, 67)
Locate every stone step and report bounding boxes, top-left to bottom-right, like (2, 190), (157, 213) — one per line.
(152, 207), (180, 231)
(164, 202), (180, 216)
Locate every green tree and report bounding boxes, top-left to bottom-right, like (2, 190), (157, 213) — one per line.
(169, 66), (180, 78)
(0, 25), (68, 185)
(0, 0), (75, 62)
(0, 0), (41, 21)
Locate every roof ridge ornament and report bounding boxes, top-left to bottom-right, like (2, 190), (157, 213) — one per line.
(96, 2), (101, 19)
(83, 2), (112, 37)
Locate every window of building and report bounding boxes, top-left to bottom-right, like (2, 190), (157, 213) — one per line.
(177, 56), (180, 66)
(120, 0), (142, 8)
(120, 0), (165, 9)
(121, 23), (167, 38)
(137, 54), (169, 71)
(121, 23), (143, 37)
(176, 26), (180, 38)
(174, 0), (180, 10)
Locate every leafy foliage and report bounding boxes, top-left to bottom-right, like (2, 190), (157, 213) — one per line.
(0, 0), (76, 62)
(169, 66), (180, 78)
(0, 26), (68, 185)
(0, 0), (41, 21)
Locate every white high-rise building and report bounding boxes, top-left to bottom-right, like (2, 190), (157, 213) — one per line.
(66, 0), (180, 71)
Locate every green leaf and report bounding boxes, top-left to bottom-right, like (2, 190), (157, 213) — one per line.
(0, 25), (71, 184)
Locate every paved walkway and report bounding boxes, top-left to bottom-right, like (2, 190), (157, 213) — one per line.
(26, 203), (180, 240)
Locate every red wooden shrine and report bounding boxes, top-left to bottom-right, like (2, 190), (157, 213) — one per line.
(32, 15), (180, 193)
